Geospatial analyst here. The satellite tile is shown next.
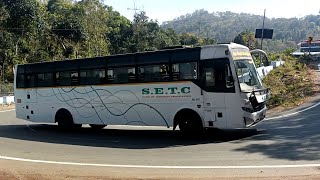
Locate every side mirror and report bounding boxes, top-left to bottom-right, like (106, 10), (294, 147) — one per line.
(225, 64), (234, 88)
(226, 76), (234, 88)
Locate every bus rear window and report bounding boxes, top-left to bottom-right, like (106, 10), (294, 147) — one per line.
(16, 75), (25, 88)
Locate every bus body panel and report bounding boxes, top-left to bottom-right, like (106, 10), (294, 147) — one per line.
(16, 82), (206, 127)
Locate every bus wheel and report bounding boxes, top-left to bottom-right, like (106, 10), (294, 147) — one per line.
(89, 124), (106, 130)
(176, 110), (203, 134)
(56, 109), (82, 129)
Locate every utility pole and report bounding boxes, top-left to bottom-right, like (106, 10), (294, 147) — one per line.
(0, 48), (3, 95)
(128, 1), (143, 50)
(260, 9), (266, 67)
(127, 1), (141, 18)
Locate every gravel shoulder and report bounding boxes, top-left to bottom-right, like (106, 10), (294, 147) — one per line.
(0, 160), (320, 180)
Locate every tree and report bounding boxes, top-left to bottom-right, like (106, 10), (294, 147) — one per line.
(233, 31), (256, 49)
(131, 11), (150, 52)
(179, 33), (199, 46)
(106, 7), (133, 54)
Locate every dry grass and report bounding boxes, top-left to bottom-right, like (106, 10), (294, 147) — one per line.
(263, 56), (314, 108)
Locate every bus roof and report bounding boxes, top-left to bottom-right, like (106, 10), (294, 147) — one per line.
(17, 43), (246, 68)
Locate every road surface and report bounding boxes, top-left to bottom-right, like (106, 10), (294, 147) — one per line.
(0, 101), (320, 179)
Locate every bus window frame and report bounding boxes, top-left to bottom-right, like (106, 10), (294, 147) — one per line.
(199, 58), (235, 93)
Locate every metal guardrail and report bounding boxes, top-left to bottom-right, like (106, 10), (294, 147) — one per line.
(0, 83), (14, 105)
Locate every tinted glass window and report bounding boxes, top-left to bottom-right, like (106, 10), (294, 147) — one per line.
(138, 64), (169, 82)
(200, 59), (235, 93)
(172, 62), (197, 80)
(56, 72), (70, 86)
(108, 67), (134, 83)
(25, 74), (35, 88)
(71, 72), (78, 85)
(127, 67), (136, 82)
(56, 71), (78, 86)
(37, 73), (54, 87)
(16, 75), (25, 88)
(80, 69), (105, 85)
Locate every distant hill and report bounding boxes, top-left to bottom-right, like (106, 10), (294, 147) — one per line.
(162, 10), (320, 52)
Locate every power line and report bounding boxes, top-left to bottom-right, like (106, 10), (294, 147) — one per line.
(127, 0), (142, 17)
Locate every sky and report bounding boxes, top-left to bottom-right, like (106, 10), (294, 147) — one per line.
(104, 0), (320, 23)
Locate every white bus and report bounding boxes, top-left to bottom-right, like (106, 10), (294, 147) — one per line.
(14, 43), (269, 133)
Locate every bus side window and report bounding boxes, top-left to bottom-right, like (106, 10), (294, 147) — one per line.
(204, 68), (215, 87)
(109, 68), (129, 84)
(71, 72), (78, 86)
(145, 66), (158, 81)
(128, 67), (136, 82)
(160, 64), (169, 80)
(172, 62), (197, 80)
(138, 64), (168, 82)
(80, 69), (105, 85)
(58, 72), (71, 86)
(55, 71), (79, 86)
(200, 59), (233, 92)
(17, 74), (25, 88)
(55, 72), (60, 86)
(138, 67), (144, 81)
(107, 69), (114, 82)
(37, 73), (54, 87)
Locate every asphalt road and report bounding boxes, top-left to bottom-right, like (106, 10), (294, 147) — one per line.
(0, 102), (320, 179)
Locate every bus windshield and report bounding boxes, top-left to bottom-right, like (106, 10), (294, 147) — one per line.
(235, 59), (262, 92)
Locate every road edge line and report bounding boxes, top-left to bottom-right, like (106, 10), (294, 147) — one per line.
(1, 155), (320, 169)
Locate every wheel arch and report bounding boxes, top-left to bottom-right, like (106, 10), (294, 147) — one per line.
(55, 108), (73, 123)
(173, 108), (203, 131)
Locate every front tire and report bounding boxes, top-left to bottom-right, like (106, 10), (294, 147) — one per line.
(177, 111), (203, 135)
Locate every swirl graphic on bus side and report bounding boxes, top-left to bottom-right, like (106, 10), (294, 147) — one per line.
(36, 86), (169, 127)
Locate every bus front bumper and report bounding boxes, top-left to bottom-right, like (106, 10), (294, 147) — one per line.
(244, 106), (267, 127)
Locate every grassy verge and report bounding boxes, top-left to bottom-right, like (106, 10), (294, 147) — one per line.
(263, 55), (314, 108)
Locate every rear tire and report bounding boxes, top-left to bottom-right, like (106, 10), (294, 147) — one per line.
(56, 109), (82, 130)
(89, 124), (106, 130)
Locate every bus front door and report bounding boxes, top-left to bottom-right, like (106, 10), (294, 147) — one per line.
(201, 59), (229, 129)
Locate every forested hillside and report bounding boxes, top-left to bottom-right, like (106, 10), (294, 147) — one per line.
(0, 0), (213, 82)
(1, 0), (320, 83)
(162, 10), (320, 52)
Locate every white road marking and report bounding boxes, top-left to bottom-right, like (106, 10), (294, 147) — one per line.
(0, 109), (15, 113)
(0, 155), (320, 169)
(265, 101), (320, 120)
